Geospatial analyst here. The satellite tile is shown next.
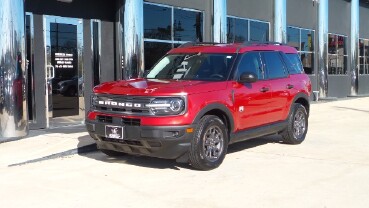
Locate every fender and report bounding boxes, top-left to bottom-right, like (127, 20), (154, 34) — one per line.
(290, 92), (310, 114)
(192, 103), (235, 133)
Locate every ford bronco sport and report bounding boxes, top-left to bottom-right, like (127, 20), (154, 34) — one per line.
(86, 42), (311, 170)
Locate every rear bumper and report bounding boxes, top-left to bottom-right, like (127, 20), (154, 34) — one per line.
(86, 120), (194, 160)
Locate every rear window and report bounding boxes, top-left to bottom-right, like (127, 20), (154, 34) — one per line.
(285, 53), (304, 74)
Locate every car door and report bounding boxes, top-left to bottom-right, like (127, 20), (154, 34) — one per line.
(233, 52), (272, 131)
(262, 51), (291, 123)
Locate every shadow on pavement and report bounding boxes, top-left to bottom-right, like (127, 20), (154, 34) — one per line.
(77, 134), (283, 170)
(77, 135), (191, 170)
(228, 134), (283, 154)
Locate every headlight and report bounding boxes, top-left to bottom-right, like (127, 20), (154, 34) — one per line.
(146, 98), (185, 115)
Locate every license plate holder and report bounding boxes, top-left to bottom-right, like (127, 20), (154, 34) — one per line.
(105, 125), (124, 140)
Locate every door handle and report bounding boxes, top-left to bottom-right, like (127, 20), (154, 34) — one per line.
(286, 84), (294, 89)
(260, 87), (269, 92)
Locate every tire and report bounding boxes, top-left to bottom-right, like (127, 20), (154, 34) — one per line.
(99, 149), (126, 157)
(281, 103), (308, 144)
(189, 115), (228, 170)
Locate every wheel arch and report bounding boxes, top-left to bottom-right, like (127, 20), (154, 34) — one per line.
(193, 103), (235, 138)
(292, 93), (310, 116)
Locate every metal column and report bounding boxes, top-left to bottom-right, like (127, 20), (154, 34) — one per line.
(0, 0), (28, 140)
(213, 0), (227, 43)
(350, 0), (359, 96)
(118, 0), (144, 80)
(317, 0), (329, 98)
(274, 0), (287, 43)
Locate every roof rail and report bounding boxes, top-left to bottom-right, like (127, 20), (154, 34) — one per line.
(236, 41), (286, 53)
(177, 42), (225, 48)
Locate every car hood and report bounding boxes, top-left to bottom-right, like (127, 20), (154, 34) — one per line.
(93, 78), (228, 96)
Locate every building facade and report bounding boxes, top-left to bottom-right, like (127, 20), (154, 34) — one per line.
(1, 0), (369, 138)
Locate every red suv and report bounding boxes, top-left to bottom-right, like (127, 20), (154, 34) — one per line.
(86, 42), (311, 170)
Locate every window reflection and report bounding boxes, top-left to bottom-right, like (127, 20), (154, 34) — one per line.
(144, 4), (171, 40)
(328, 33), (347, 75)
(287, 27), (299, 50)
(301, 29), (314, 52)
(226, 16), (269, 43)
(359, 38), (369, 75)
(144, 42), (172, 71)
(287, 26), (315, 74)
(144, 3), (204, 72)
(250, 21), (269, 42)
(174, 9), (203, 42)
(227, 17), (248, 43)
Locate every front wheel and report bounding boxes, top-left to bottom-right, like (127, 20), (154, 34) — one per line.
(281, 103), (308, 144)
(189, 115), (228, 170)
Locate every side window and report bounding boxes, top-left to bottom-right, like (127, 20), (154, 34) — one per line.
(263, 52), (287, 79)
(236, 52), (264, 80)
(284, 53), (303, 74)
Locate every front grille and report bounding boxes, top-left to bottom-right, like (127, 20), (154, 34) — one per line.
(122, 118), (141, 126)
(93, 95), (152, 115)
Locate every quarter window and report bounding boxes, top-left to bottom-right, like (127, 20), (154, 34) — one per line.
(263, 52), (287, 79)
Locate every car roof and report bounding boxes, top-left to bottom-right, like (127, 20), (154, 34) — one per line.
(168, 42), (298, 54)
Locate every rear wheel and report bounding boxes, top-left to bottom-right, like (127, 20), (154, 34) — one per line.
(189, 115), (228, 170)
(281, 103), (308, 144)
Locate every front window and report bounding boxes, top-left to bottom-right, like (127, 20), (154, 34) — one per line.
(146, 54), (235, 81)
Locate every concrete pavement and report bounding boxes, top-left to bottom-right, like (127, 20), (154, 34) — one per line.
(1, 97), (369, 208)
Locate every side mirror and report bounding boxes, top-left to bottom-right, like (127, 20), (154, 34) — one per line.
(239, 72), (258, 83)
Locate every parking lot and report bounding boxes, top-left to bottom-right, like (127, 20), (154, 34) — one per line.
(1, 97), (369, 208)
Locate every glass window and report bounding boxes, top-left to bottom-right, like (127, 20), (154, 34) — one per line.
(301, 29), (314, 52)
(287, 26), (315, 74)
(143, 3), (204, 72)
(144, 42), (172, 70)
(227, 17), (248, 43)
(236, 52), (264, 79)
(174, 9), (203, 42)
(359, 38), (369, 75)
(250, 21), (269, 42)
(263, 52), (287, 79)
(300, 53), (314, 74)
(144, 4), (171, 40)
(287, 27), (299, 50)
(146, 53), (235, 81)
(285, 53), (303, 74)
(328, 33), (347, 75)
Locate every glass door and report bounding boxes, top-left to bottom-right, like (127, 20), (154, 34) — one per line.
(45, 16), (84, 128)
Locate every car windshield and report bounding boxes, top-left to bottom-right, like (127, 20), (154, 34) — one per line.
(146, 53), (236, 81)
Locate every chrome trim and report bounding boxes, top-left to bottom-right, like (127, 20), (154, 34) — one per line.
(274, 0), (287, 43)
(26, 12), (36, 122)
(350, 0), (359, 95)
(317, 0), (329, 98)
(118, 0), (144, 79)
(213, 0), (227, 43)
(0, 0), (29, 139)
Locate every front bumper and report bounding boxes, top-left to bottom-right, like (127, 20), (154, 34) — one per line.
(86, 120), (194, 160)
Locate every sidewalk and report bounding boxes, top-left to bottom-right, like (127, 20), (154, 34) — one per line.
(0, 125), (95, 168)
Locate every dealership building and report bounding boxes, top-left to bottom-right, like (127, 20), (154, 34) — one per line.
(0, 0), (369, 139)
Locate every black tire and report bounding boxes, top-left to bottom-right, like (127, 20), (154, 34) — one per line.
(281, 103), (308, 144)
(189, 115), (228, 170)
(99, 149), (126, 157)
